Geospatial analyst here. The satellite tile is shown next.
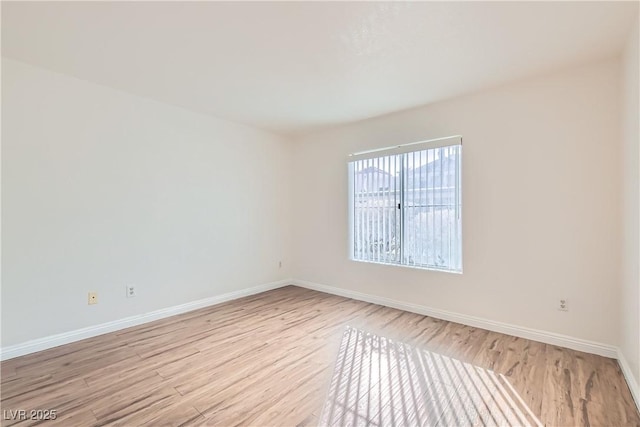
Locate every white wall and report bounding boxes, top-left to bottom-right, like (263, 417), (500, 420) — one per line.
(621, 18), (640, 385)
(292, 59), (622, 346)
(1, 50), (633, 363)
(1, 58), (292, 347)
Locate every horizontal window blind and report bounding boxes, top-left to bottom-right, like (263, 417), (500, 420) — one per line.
(348, 138), (462, 273)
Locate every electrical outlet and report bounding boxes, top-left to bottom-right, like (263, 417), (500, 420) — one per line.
(558, 298), (569, 312)
(88, 292), (98, 305)
(126, 285), (136, 298)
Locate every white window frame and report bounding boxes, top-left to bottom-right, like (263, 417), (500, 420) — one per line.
(347, 135), (463, 273)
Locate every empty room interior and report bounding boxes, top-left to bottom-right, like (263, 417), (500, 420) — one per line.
(1, 1), (640, 426)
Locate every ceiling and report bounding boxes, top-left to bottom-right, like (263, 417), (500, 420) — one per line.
(2, 1), (638, 135)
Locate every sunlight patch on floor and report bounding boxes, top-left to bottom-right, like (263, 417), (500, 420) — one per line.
(319, 326), (542, 427)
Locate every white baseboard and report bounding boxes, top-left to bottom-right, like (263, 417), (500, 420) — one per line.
(617, 349), (640, 409)
(0, 279), (292, 361)
(293, 279), (618, 359)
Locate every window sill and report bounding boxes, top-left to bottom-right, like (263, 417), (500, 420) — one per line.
(349, 258), (463, 274)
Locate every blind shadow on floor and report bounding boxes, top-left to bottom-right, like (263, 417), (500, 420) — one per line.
(319, 326), (542, 427)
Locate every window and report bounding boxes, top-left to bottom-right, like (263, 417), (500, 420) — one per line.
(348, 136), (462, 273)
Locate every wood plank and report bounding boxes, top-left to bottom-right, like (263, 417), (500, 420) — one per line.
(0, 285), (637, 426)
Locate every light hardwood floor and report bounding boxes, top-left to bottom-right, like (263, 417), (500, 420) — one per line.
(1, 285), (638, 426)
